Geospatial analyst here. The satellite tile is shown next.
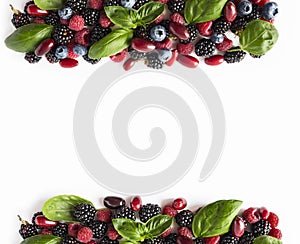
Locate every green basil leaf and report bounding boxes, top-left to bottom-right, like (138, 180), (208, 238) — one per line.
(184, 0), (227, 24)
(88, 28), (133, 59)
(34, 0), (66, 10)
(145, 215), (173, 238)
(20, 235), (61, 244)
(137, 2), (165, 25)
(112, 218), (147, 242)
(5, 24), (54, 53)
(253, 235), (283, 244)
(192, 200), (243, 238)
(104, 6), (139, 29)
(240, 19), (279, 55)
(42, 195), (94, 222)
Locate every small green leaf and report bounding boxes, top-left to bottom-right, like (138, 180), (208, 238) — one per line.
(253, 235), (283, 244)
(240, 20), (279, 55)
(145, 215), (173, 238)
(5, 24), (54, 53)
(192, 200), (243, 238)
(42, 195), (94, 222)
(137, 2), (165, 25)
(88, 28), (133, 59)
(184, 0), (227, 24)
(20, 235), (61, 244)
(104, 6), (139, 29)
(112, 218), (147, 242)
(34, 0), (66, 10)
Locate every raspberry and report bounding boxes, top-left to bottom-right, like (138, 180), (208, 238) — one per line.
(77, 227), (93, 243)
(96, 209), (112, 223)
(60, 18), (70, 25)
(154, 38), (172, 49)
(170, 13), (185, 25)
(110, 49), (127, 62)
(75, 28), (90, 46)
(68, 43), (80, 59)
(88, 0), (103, 9)
(107, 225), (120, 240)
(162, 205), (178, 217)
(269, 228), (282, 240)
(242, 207), (261, 224)
(178, 227), (193, 239)
(203, 236), (220, 244)
(161, 228), (173, 238)
(100, 12), (112, 28)
(267, 212), (279, 228)
(69, 15), (85, 31)
(68, 222), (82, 237)
(177, 42), (193, 55)
(259, 207), (270, 220)
(215, 35), (233, 52)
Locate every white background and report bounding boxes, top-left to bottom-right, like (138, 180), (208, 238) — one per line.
(1, 0), (299, 243)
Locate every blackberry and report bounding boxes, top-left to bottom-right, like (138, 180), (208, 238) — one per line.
(252, 220), (271, 237)
(133, 0), (150, 10)
(230, 17), (247, 35)
(245, 4), (261, 21)
(194, 238), (205, 244)
(62, 236), (81, 244)
(82, 53), (101, 64)
(180, 24), (198, 44)
(134, 25), (152, 40)
(52, 25), (74, 45)
(88, 220), (108, 238)
(10, 5), (30, 28)
(220, 234), (238, 244)
(31, 211), (43, 228)
(250, 53), (264, 59)
(239, 231), (254, 244)
(167, 0), (185, 13)
(73, 203), (96, 225)
(162, 233), (178, 244)
(24, 52), (42, 64)
(52, 223), (68, 237)
(81, 8), (100, 26)
(112, 206), (136, 221)
(175, 210), (193, 227)
(144, 237), (163, 244)
(18, 216), (38, 239)
(46, 49), (60, 63)
(195, 38), (215, 57)
(100, 236), (119, 244)
(44, 11), (60, 26)
(224, 48), (246, 63)
(103, 0), (121, 6)
(66, 0), (88, 12)
(90, 25), (112, 44)
(139, 203), (162, 222)
(145, 53), (164, 69)
(129, 49), (146, 60)
(212, 17), (231, 34)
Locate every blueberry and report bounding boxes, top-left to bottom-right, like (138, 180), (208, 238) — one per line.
(211, 33), (224, 44)
(150, 25), (167, 42)
(157, 49), (172, 63)
(55, 46), (68, 59)
(121, 0), (136, 8)
(73, 45), (87, 56)
(262, 2), (278, 20)
(58, 7), (73, 20)
(237, 0), (252, 16)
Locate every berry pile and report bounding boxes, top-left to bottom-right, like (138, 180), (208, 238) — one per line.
(18, 195), (283, 244)
(6, 0), (279, 69)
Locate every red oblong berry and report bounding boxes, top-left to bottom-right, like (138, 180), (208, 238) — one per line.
(35, 215), (58, 228)
(169, 22), (190, 41)
(224, 1), (237, 22)
(197, 21), (213, 37)
(204, 55), (224, 66)
(27, 4), (49, 17)
(59, 58), (79, 68)
(259, 207), (270, 220)
(172, 198), (187, 210)
(166, 50), (178, 67)
(123, 58), (136, 71)
(131, 38), (155, 52)
(231, 216), (245, 238)
(35, 38), (55, 56)
(216, 36), (233, 52)
(130, 196), (142, 211)
(176, 236), (194, 244)
(177, 55), (199, 68)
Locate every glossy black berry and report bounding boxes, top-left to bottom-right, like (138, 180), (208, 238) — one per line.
(112, 206), (136, 221)
(224, 49), (246, 63)
(139, 203), (162, 222)
(52, 25), (74, 45)
(24, 52), (42, 64)
(90, 25), (112, 44)
(73, 203), (96, 225)
(66, 0), (88, 12)
(52, 223), (68, 237)
(195, 39), (215, 57)
(88, 220), (108, 238)
(252, 220), (271, 237)
(81, 8), (100, 26)
(175, 210), (193, 227)
(167, 0), (185, 13)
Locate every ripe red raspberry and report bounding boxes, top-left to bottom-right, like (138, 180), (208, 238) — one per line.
(242, 207), (261, 224)
(110, 49), (127, 62)
(68, 43), (79, 59)
(88, 0), (103, 9)
(60, 18), (69, 25)
(69, 15), (85, 31)
(68, 222), (82, 237)
(267, 212), (279, 228)
(215, 35), (233, 51)
(155, 38), (173, 49)
(269, 228), (282, 240)
(178, 227), (193, 239)
(177, 42), (193, 55)
(162, 205), (178, 217)
(170, 13), (185, 25)
(107, 225), (120, 240)
(204, 235), (220, 244)
(96, 208), (112, 223)
(75, 28), (90, 46)
(77, 227), (93, 243)
(259, 207), (270, 220)
(161, 228), (173, 238)
(99, 13), (112, 28)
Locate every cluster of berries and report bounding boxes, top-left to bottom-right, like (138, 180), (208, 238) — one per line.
(8, 0), (278, 70)
(18, 196), (282, 244)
